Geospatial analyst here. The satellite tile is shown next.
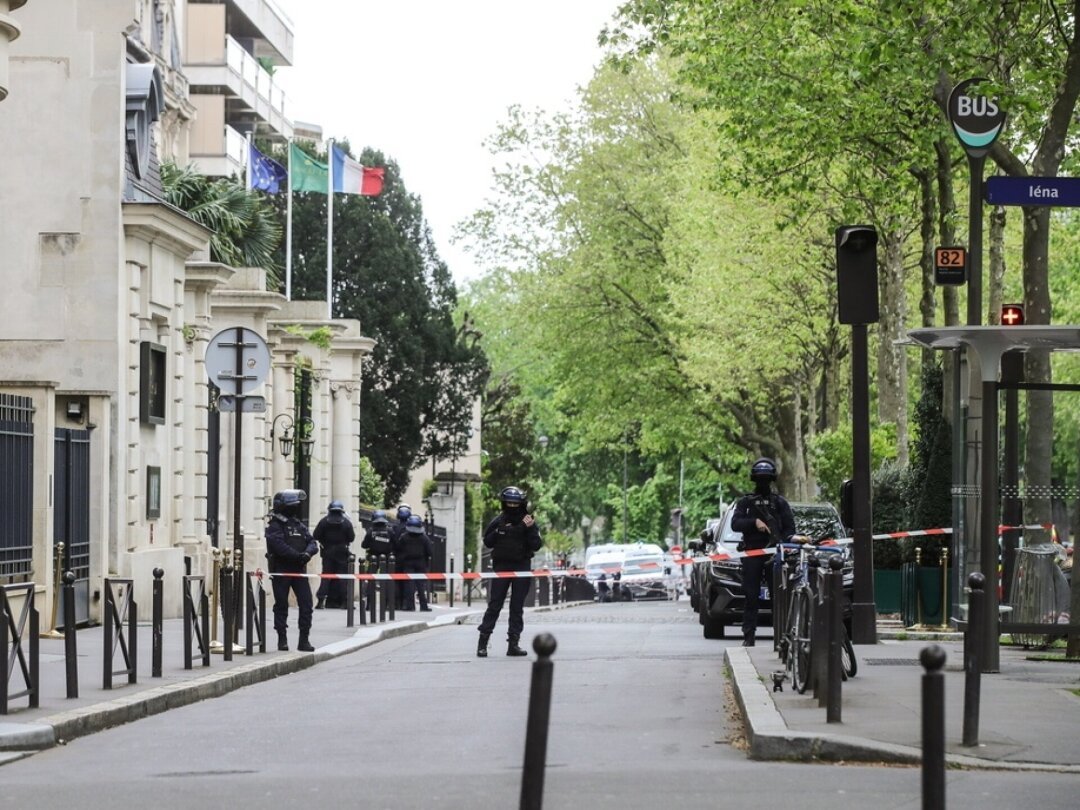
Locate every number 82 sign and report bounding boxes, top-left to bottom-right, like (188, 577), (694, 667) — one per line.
(934, 246), (967, 286)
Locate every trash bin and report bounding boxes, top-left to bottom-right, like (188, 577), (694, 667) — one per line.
(1007, 545), (1070, 647)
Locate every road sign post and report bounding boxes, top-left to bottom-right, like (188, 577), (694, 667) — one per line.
(205, 327), (270, 645)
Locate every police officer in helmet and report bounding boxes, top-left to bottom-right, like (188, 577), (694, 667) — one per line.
(313, 500), (355, 609)
(730, 458), (795, 647)
(265, 489), (318, 651)
(361, 509), (394, 561)
(390, 504), (412, 609)
(477, 486), (543, 658)
(396, 514), (433, 611)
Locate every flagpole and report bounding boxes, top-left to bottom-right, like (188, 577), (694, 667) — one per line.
(286, 139), (293, 301)
(327, 137), (334, 320)
(244, 132), (252, 190)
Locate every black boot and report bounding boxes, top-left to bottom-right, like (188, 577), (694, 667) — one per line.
(507, 637), (528, 657)
(477, 632), (490, 658)
(315, 596), (326, 610)
(742, 632), (756, 647)
(277, 630), (289, 652)
(297, 632), (314, 652)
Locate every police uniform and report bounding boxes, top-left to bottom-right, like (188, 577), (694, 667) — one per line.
(730, 490), (795, 643)
(314, 506), (355, 609)
(361, 522), (395, 562)
(265, 509), (318, 650)
(478, 508), (543, 652)
(396, 517), (433, 611)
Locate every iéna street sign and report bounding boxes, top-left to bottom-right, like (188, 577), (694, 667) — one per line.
(985, 176), (1080, 207)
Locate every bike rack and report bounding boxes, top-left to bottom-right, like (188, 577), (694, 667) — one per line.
(103, 577), (137, 689)
(245, 572), (266, 655)
(183, 575), (211, 669)
(0, 583), (39, 713)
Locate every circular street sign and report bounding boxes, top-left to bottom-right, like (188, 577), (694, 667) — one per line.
(948, 78), (1006, 156)
(204, 326), (271, 396)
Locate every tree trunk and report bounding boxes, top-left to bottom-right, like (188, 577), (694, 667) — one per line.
(935, 140), (961, 328)
(877, 223), (909, 468)
(987, 203), (1007, 325)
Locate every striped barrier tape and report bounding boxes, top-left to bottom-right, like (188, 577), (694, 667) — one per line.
(260, 569), (591, 581)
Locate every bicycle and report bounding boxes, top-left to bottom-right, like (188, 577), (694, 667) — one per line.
(776, 540), (857, 694)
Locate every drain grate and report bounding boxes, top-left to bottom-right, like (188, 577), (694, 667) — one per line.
(865, 658), (921, 666)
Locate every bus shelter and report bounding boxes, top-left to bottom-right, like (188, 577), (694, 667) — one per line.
(907, 326), (1080, 671)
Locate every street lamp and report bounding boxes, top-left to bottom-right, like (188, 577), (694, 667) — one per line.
(271, 413), (314, 462)
(538, 434), (549, 451)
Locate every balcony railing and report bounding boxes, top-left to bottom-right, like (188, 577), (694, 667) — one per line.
(186, 34), (292, 140)
(190, 123), (246, 180)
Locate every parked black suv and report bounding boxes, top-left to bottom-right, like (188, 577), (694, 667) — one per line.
(693, 502), (852, 639)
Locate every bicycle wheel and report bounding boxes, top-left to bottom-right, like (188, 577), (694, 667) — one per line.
(841, 626), (857, 679)
(789, 588), (812, 694)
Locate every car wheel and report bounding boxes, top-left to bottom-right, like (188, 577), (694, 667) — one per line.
(702, 613), (726, 639)
(689, 592), (699, 611)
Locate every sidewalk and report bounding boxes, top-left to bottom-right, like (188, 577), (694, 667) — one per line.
(0, 592), (585, 765)
(728, 626), (1080, 772)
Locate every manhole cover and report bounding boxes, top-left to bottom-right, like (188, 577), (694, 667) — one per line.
(865, 658), (921, 666)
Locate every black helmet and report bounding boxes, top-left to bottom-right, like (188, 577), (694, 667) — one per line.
(328, 500), (345, 513)
(396, 504), (412, 521)
(371, 509), (388, 526)
(273, 489), (306, 514)
(405, 514), (425, 534)
(750, 458), (778, 482)
(500, 486), (526, 507)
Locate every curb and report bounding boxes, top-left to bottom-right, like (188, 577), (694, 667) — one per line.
(1, 602), (588, 756)
(725, 647), (1080, 773)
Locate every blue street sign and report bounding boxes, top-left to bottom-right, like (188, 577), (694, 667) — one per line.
(985, 176), (1080, 207)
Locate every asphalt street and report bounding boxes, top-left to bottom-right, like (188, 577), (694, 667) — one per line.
(2, 601), (1078, 809)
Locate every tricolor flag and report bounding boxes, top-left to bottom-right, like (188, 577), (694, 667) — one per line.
(332, 145), (385, 196)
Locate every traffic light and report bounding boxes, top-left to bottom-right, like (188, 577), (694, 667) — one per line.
(835, 225), (880, 325)
(1001, 303), (1024, 326)
(669, 508), (683, 531)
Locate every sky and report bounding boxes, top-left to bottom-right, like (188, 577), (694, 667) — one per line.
(274, 0), (625, 287)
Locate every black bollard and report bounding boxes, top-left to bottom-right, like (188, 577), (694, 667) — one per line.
(63, 571), (78, 698)
(962, 572), (985, 747)
(921, 644), (947, 810)
(449, 554), (455, 608)
(388, 554), (397, 621)
(368, 558), (377, 625)
(466, 554), (473, 607)
(152, 568), (164, 678)
(378, 556), (387, 622)
(347, 553), (358, 628)
(826, 556), (843, 723)
(221, 566), (234, 662)
(520, 634), (558, 810)
(808, 556), (825, 703)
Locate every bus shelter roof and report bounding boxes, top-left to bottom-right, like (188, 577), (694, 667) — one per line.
(906, 325), (1080, 382)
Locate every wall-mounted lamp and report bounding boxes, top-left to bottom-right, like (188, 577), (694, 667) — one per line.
(270, 413), (315, 462)
(66, 401), (84, 423)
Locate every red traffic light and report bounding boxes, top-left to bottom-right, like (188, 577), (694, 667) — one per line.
(1001, 303), (1025, 326)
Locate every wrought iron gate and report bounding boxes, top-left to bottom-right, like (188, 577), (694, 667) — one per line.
(0, 394), (34, 582)
(54, 427), (91, 624)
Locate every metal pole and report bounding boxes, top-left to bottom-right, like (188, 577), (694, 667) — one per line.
(966, 154), (985, 326)
(231, 327), (244, 568)
(963, 572), (985, 746)
(519, 634), (558, 810)
(622, 440), (629, 542)
(979, 379), (1000, 672)
(851, 323), (877, 644)
(467, 554), (473, 607)
(388, 554), (396, 621)
(921, 644), (947, 810)
(152, 567), (164, 678)
(221, 560), (234, 663)
(183, 577), (193, 670)
(826, 557), (843, 723)
(368, 558), (377, 625)
(449, 554), (455, 608)
(63, 572), (78, 698)
(42, 541), (64, 639)
(103, 583), (113, 690)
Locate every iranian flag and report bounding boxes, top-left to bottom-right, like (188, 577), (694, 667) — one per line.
(332, 145), (384, 196)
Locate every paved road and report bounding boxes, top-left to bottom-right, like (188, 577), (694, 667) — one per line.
(2, 601), (1077, 808)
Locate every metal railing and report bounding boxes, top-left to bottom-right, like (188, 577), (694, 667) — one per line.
(103, 578), (137, 689)
(183, 575), (211, 669)
(0, 582), (38, 713)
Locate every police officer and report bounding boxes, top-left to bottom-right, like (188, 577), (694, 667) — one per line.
(730, 458), (796, 647)
(395, 514), (433, 611)
(390, 504), (412, 609)
(265, 489), (318, 652)
(361, 509), (394, 562)
(477, 486), (543, 658)
(313, 500), (355, 610)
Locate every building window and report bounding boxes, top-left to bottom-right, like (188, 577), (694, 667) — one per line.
(140, 341), (166, 425)
(146, 465), (161, 520)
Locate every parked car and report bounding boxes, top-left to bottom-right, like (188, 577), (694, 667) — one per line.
(694, 502), (853, 639)
(687, 517), (722, 612)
